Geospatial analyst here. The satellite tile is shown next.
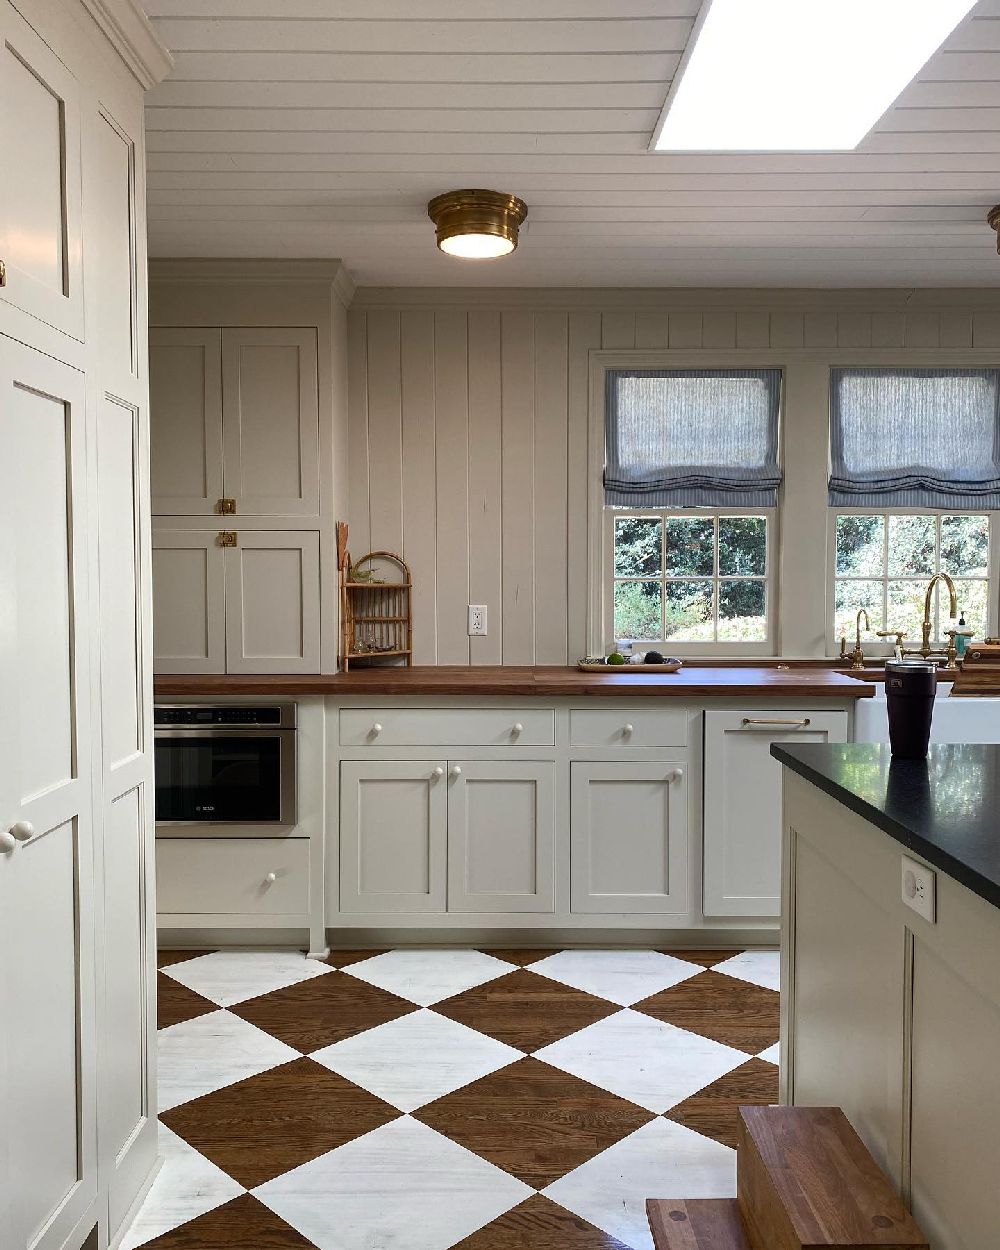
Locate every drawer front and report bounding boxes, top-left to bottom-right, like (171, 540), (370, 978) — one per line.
(339, 707), (554, 748)
(156, 838), (308, 915)
(569, 707), (688, 749)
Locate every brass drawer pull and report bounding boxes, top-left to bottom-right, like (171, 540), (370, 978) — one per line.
(217, 497), (237, 515)
(741, 717), (811, 727)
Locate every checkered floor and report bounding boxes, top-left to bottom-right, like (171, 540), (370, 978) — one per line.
(124, 946), (780, 1250)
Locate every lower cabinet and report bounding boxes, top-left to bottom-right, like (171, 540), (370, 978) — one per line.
(570, 761), (688, 914)
(703, 709), (848, 917)
(340, 760), (555, 914)
(156, 838), (309, 916)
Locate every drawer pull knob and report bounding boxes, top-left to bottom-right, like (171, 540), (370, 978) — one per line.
(0, 830), (16, 854)
(623, 723), (634, 737)
(9, 820), (34, 841)
(371, 722), (383, 737)
(668, 768), (684, 782)
(512, 722), (524, 735)
(450, 765), (462, 778)
(264, 872), (277, 884)
(431, 767), (444, 778)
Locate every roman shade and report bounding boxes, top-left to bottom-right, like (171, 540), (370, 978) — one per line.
(829, 367), (1000, 508)
(604, 368), (782, 507)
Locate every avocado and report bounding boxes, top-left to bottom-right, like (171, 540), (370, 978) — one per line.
(644, 650), (665, 664)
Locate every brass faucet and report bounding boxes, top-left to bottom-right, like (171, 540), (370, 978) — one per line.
(896, 572), (960, 669)
(848, 608), (870, 670)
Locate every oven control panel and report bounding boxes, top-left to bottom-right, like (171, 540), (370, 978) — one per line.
(154, 704), (294, 728)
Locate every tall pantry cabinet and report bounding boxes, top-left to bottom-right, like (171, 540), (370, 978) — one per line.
(0, 2), (170, 1249)
(149, 262), (352, 674)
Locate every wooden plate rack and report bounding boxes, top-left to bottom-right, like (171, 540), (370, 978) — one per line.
(340, 550), (412, 670)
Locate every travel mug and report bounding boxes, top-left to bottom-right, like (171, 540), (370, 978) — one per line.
(884, 658), (937, 759)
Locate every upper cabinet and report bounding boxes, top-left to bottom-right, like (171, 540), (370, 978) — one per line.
(149, 326), (319, 518)
(0, 1), (85, 341)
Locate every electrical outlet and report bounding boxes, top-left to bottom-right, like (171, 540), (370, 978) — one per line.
(468, 604), (487, 636)
(901, 855), (936, 924)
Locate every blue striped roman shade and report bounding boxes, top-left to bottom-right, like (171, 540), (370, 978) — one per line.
(829, 367), (1000, 509)
(604, 368), (782, 508)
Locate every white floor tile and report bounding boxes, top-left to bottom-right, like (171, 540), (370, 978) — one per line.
(528, 949), (701, 1006)
(343, 948), (515, 1006)
(311, 1008), (521, 1112)
(713, 950), (780, 992)
(544, 1119), (736, 1250)
(534, 1010), (746, 1113)
(757, 1041), (780, 1065)
(157, 1010), (300, 1111)
(118, 1124), (244, 1250)
(161, 949), (336, 1007)
(254, 1116), (533, 1250)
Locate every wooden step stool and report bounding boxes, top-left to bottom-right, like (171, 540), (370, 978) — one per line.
(647, 1106), (928, 1250)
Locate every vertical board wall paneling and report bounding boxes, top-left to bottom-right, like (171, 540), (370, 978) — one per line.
(532, 312), (570, 665)
(668, 312), (703, 349)
(904, 311), (941, 348)
(973, 311), (1000, 348)
(870, 311), (906, 348)
(635, 310), (669, 349)
(769, 311), (804, 349)
(467, 310), (503, 666)
(939, 311), (973, 349)
(566, 311), (602, 662)
(346, 308), (371, 556)
(836, 312), (872, 348)
(701, 310), (737, 349)
(601, 310), (636, 349)
(433, 310), (471, 665)
(500, 310), (536, 663)
(400, 309), (437, 665)
(365, 309), (403, 554)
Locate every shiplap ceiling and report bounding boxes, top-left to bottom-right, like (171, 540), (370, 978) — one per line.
(143, 0), (1000, 287)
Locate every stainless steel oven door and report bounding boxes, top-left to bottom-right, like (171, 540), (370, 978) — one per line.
(154, 727), (296, 827)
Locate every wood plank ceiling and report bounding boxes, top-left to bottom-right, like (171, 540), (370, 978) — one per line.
(143, 0), (1000, 287)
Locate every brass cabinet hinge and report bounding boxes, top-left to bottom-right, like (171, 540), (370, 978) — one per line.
(217, 531), (237, 547)
(217, 497), (237, 514)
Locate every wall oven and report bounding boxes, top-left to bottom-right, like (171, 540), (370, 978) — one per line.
(154, 704), (297, 829)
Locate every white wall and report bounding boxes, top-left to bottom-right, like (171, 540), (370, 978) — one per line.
(348, 288), (1000, 664)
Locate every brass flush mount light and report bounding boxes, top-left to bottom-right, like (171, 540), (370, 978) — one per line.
(989, 205), (1000, 253)
(427, 188), (528, 259)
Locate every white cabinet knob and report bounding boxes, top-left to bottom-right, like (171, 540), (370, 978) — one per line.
(450, 765), (462, 778)
(623, 724), (634, 738)
(9, 820), (33, 841)
(264, 871), (277, 884)
(371, 722), (383, 737)
(0, 830), (16, 854)
(431, 767), (444, 778)
(668, 768), (684, 782)
(512, 722), (524, 735)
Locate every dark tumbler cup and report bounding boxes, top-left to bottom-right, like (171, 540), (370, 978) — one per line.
(884, 658), (937, 759)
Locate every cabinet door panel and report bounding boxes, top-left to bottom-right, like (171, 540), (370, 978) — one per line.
(151, 529), (225, 673)
(703, 710), (848, 917)
(570, 762), (687, 914)
(222, 328), (319, 516)
(0, 2), (84, 340)
(448, 762), (555, 913)
(224, 531), (320, 673)
(149, 329), (223, 514)
(340, 762), (447, 914)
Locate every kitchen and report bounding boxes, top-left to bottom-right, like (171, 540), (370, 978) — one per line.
(3, 2), (1000, 1248)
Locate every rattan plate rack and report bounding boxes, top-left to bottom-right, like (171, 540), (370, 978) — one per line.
(339, 550), (413, 670)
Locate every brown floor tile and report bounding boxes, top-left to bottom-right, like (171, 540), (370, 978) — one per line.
(230, 971), (417, 1052)
(657, 948), (744, 969)
(161, 1056), (400, 1187)
(157, 971), (216, 1030)
(324, 949), (384, 968)
(634, 970), (779, 1054)
(139, 1195), (318, 1249)
(157, 949), (214, 969)
(434, 969), (618, 1052)
(665, 1057), (779, 1149)
(479, 948), (559, 966)
(415, 1056), (652, 1188)
(452, 1196), (631, 1249)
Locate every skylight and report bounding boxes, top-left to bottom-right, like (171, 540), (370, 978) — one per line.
(653, 0), (977, 152)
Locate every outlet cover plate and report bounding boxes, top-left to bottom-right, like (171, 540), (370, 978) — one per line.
(902, 855), (936, 924)
(468, 604), (487, 637)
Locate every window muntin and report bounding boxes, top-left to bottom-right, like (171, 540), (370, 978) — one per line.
(612, 510), (771, 645)
(833, 511), (990, 647)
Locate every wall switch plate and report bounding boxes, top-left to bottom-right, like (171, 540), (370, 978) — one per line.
(902, 855), (936, 924)
(468, 604), (487, 636)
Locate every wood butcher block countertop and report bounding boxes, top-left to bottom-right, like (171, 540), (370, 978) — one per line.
(154, 665), (875, 698)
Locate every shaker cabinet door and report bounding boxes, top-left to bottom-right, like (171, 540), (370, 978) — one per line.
(224, 530), (320, 674)
(149, 328), (224, 515)
(151, 529), (226, 673)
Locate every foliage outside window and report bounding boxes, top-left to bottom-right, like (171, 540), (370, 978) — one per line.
(612, 511), (770, 644)
(834, 512), (991, 646)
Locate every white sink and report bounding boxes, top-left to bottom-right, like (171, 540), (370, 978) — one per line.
(855, 683), (1000, 744)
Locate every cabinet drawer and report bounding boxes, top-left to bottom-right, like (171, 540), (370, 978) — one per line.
(339, 707), (554, 747)
(156, 838), (308, 915)
(569, 707), (687, 749)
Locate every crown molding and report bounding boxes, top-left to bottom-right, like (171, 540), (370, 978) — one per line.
(79, 0), (173, 89)
(150, 258), (355, 304)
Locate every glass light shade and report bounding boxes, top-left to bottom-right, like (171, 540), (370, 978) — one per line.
(439, 232), (515, 259)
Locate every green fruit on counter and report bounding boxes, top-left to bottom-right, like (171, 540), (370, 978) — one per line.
(606, 651), (627, 665)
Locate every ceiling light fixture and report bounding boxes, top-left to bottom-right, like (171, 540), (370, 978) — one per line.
(427, 189), (527, 259)
(653, 0), (977, 152)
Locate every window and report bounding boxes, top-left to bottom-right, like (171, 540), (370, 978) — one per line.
(610, 509), (772, 645)
(833, 512), (992, 648)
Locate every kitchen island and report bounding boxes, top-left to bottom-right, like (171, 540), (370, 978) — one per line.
(772, 742), (1000, 1250)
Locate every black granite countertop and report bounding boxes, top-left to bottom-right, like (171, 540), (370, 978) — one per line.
(771, 742), (1000, 911)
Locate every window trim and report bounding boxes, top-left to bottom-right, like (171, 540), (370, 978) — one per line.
(605, 506), (777, 656)
(826, 506), (1000, 658)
